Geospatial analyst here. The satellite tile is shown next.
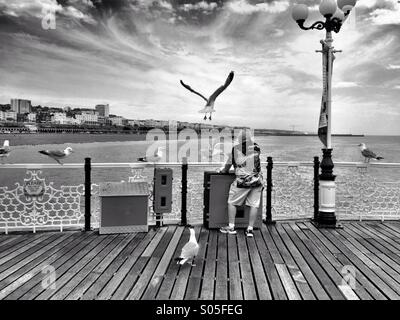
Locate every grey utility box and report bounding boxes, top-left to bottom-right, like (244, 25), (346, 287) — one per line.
(99, 182), (149, 234)
(153, 168), (173, 213)
(203, 172), (263, 229)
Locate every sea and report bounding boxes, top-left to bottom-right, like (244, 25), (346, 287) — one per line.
(0, 133), (399, 188)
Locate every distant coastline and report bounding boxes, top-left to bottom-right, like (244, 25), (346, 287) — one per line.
(253, 129), (364, 137)
(0, 131), (366, 147)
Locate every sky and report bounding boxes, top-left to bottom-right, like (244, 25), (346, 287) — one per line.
(0, 0), (399, 135)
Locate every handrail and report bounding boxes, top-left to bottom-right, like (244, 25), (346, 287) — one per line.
(1, 161), (400, 169)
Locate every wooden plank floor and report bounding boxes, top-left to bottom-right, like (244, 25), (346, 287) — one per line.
(1, 221), (400, 300)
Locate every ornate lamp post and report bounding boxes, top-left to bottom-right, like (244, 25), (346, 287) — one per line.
(292, 0), (357, 228)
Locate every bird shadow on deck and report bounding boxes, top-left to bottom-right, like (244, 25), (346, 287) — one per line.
(1, 221), (400, 300)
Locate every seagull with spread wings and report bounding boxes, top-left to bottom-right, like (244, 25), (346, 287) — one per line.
(180, 71), (234, 120)
(358, 143), (384, 163)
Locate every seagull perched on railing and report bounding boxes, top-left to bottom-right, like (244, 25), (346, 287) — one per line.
(180, 71), (234, 121)
(175, 225), (199, 266)
(0, 140), (11, 162)
(358, 143), (384, 163)
(39, 147), (74, 164)
(137, 146), (164, 163)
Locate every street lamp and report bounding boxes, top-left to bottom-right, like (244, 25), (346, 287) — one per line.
(292, 0), (357, 228)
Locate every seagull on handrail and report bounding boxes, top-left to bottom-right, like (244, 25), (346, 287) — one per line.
(0, 140), (11, 163)
(39, 147), (74, 165)
(180, 71), (234, 121)
(175, 225), (199, 266)
(358, 143), (384, 163)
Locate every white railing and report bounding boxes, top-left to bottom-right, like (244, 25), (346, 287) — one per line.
(0, 161), (399, 233)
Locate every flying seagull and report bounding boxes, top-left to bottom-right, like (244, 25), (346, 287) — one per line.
(39, 147), (74, 164)
(137, 146), (164, 163)
(0, 140), (10, 162)
(180, 71), (234, 120)
(175, 225), (199, 266)
(358, 143), (384, 163)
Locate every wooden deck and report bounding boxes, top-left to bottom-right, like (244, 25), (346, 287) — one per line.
(1, 221), (400, 300)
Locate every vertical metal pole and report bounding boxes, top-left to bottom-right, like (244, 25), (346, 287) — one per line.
(265, 156), (275, 225)
(314, 156), (320, 221)
(154, 167), (161, 228)
(326, 30), (333, 150)
(181, 157), (188, 226)
(84, 157), (91, 231)
(317, 29), (340, 228)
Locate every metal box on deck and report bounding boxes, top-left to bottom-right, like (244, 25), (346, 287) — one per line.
(203, 172), (263, 229)
(99, 182), (149, 234)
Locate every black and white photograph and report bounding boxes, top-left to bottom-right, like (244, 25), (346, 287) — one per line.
(0, 0), (400, 311)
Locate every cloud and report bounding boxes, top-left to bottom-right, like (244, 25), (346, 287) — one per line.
(134, 0), (174, 11)
(180, 1), (218, 12)
(387, 64), (400, 70)
(227, 0), (290, 14)
(369, 7), (400, 25)
(0, 0), (399, 134)
(0, 0), (62, 18)
(336, 81), (359, 88)
(0, 0), (97, 24)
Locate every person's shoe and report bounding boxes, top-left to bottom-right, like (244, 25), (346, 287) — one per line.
(245, 228), (254, 238)
(220, 226), (237, 235)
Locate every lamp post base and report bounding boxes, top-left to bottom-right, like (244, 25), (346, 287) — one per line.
(316, 148), (341, 229)
(314, 212), (343, 229)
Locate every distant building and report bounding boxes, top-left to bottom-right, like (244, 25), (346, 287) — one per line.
(27, 113), (36, 123)
(11, 99), (32, 114)
(75, 113), (99, 125)
(98, 116), (112, 126)
(128, 119), (138, 126)
(81, 109), (98, 115)
(147, 120), (169, 128)
(95, 104), (110, 117)
(17, 113), (28, 122)
(36, 111), (52, 123)
(0, 111), (17, 121)
(51, 113), (79, 125)
(110, 116), (124, 126)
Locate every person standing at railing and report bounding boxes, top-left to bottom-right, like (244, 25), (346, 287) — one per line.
(218, 129), (263, 237)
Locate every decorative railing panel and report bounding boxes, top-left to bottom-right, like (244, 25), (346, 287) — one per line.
(269, 164), (315, 220)
(0, 170), (84, 233)
(336, 165), (400, 220)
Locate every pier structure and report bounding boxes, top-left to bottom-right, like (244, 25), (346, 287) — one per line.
(0, 159), (399, 300)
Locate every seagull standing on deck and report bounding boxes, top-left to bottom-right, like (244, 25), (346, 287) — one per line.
(180, 71), (234, 121)
(175, 225), (199, 266)
(0, 140), (11, 162)
(358, 143), (384, 163)
(39, 147), (74, 164)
